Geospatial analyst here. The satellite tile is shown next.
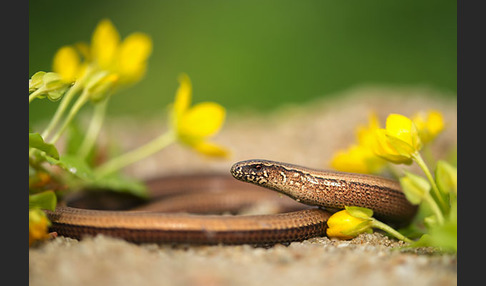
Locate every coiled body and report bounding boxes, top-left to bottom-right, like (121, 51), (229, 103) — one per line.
(46, 160), (416, 245)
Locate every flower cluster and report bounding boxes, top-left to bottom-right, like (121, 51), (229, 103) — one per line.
(50, 19), (152, 99)
(29, 19), (229, 246)
(327, 111), (456, 252)
(331, 111), (444, 173)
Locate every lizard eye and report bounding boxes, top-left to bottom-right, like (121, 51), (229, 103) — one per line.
(253, 164), (262, 170)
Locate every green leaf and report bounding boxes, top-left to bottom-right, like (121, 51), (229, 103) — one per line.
(398, 202), (432, 239)
(399, 172), (430, 205)
(408, 203), (457, 253)
(44, 153), (147, 198)
(29, 190), (57, 211)
(29, 133), (59, 160)
(89, 174), (149, 199)
(45, 154), (94, 182)
(435, 160), (457, 195)
(429, 222), (457, 253)
(411, 222), (457, 253)
(344, 206), (373, 219)
(55, 155), (95, 181)
(409, 233), (434, 248)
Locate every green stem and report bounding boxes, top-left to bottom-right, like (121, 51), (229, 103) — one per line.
(371, 218), (413, 243)
(94, 131), (176, 178)
(49, 88), (91, 145)
(77, 97), (109, 159)
(29, 88), (45, 104)
(41, 81), (82, 141)
(423, 191), (445, 225)
(412, 153), (448, 212)
(422, 145), (435, 168)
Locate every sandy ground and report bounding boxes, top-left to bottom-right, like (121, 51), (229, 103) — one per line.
(29, 86), (457, 286)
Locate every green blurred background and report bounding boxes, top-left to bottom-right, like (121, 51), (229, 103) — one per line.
(29, 0), (456, 123)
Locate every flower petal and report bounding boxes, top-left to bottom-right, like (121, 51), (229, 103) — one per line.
(191, 141), (230, 158)
(52, 46), (81, 83)
(117, 32), (152, 83)
(386, 114), (422, 151)
(426, 111), (445, 136)
(386, 114), (414, 145)
(413, 110), (445, 144)
(330, 145), (385, 174)
(357, 112), (381, 147)
(74, 42), (91, 61)
(179, 102), (226, 138)
(91, 19), (120, 69)
(371, 129), (413, 164)
(173, 73), (192, 118)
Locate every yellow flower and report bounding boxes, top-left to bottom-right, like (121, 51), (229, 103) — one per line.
(29, 209), (51, 247)
(52, 46), (87, 83)
(330, 113), (386, 174)
(331, 145), (385, 174)
(327, 206), (413, 243)
(170, 74), (229, 157)
(371, 114), (422, 164)
(326, 208), (373, 239)
(412, 110), (445, 144)
(52, 19), (152, 93)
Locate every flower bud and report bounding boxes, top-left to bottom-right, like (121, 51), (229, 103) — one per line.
(326, 208), (373, 239)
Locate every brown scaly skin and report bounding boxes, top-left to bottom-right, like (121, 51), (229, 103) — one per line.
(45, 160), (416, 245)
(231, 159), (417, 223)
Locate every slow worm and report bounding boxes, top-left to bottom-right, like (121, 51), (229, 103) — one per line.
(45, 159), (417, 245)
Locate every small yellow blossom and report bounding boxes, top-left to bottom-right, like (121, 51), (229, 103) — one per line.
(412, 110), (445, 144)
(327, 206), (413, 243)
(170, 74), (229, 157)
(29, 209), (51, 247)
(326, 209), (372, 239)
(371, 114), (422, 164)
